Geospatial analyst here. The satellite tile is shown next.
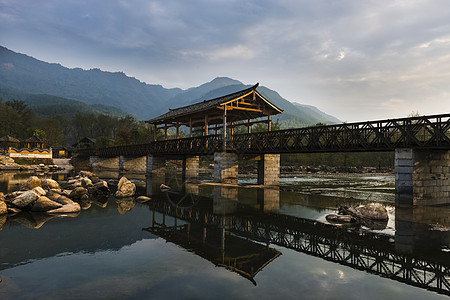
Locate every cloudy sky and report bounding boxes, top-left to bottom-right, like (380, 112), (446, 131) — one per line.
(1, 0), (450, 122)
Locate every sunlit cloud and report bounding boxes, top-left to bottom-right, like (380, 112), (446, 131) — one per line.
(1, 0), (450, 121)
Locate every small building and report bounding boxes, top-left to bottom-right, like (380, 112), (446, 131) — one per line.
(0, 135), (20, 152)
(52, 146), (71, 158)
(24, 135), (46, 149)
(72, 137), (97, 150)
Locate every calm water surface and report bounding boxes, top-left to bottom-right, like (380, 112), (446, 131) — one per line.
(0, 171), (449, 299)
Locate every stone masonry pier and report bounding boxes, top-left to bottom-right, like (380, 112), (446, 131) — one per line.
(395, 149), (450, 206)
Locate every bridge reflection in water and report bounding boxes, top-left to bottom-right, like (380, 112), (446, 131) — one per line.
(142, 180), (450, 296)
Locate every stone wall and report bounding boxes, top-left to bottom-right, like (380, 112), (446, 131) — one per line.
(395, 148), (450, 206)
(91, 156), (120, 170)
(121, 156), (147, 173)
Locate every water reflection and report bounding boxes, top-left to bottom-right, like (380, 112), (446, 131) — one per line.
(148, 189), (450, 296)
(0, 171), (449, 298)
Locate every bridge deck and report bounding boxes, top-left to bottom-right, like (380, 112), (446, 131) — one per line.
(83, 113), (450, 157)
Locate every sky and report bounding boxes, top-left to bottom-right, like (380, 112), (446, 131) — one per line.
(1, 0), (450, 122)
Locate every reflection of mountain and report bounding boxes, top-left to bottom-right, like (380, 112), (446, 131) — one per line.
(0, 201), (156, 271)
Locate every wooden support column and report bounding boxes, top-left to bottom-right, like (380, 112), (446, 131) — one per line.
(164, 124), (168, 141)
(205, 115), (209, 149)
(189, 118), (193, 138)
(223, 107), (228, 150)
(248, 119), (252, 134)
(268, 114), (272, 131)
(230, 121), (234, 137)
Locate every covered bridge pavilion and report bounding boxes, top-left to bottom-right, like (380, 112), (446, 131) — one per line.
(146, 83), (284, 184)
(147, 83), (283, 147)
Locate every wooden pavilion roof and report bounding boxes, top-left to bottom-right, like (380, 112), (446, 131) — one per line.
(0, 135), (20, 143)
(24, 135), (45, 143)
(147, 83), (283, 127)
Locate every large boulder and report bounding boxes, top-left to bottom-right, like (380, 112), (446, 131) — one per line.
(41, 179), (61, 190)
(32, 187), (46, 197)
(80, 177), (93, 187)
(88, 180), (110, 196)
(47, 202), (81, 214)
(46, 190), (62, 202)
(69, 187), (87, 200)
(352, 203), (388, 221)
(25, 176), (41, 190)
(79, 171), (100, 184)
(115, 177), (136, 198)
(12, 190), (40, 208)
(31, 196), (63, 212)
(55, 195), (76, 205)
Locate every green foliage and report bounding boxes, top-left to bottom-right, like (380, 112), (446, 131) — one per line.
(0, 98), (154, 148)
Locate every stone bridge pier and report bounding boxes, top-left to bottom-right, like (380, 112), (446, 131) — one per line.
(213, 152), (280, 185)
(395, 149), (450, 206)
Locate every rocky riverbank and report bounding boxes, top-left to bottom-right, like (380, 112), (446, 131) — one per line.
(0, 154), (62, 172)
(0, 170), (150, 230)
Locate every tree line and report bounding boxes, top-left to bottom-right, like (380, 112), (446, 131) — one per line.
(0, 99), (155, 149)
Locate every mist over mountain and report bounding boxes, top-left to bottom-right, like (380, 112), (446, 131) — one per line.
(0, 46), (340, 125)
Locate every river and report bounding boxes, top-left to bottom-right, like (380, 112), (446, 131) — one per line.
(0, 169), (449, 299)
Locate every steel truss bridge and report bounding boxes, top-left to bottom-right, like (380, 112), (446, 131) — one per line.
(148, 199), (450, 296)
(83, 113), (450, 157)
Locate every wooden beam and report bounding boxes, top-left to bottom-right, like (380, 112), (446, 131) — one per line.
(223, 107), (227, 149)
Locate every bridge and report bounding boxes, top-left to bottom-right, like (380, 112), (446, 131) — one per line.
(142, 196), (450, 295)
(79, 84), (450, 206)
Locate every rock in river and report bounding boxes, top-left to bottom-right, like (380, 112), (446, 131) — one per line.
(31, 196), (63, 212)
(351, 203), (388, 221)
(115, 177), (136, 198)
(41, 179), (61, 190)
(12, 190), (39, 208)
(326, 213), (356, 224)
(47, 202), (81, 214)
(25, 176), (41, 190)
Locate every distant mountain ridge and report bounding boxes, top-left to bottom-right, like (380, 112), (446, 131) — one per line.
(0, 46), (340, 125)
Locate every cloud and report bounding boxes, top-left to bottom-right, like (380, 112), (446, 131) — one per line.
(1, 0), (450, 121)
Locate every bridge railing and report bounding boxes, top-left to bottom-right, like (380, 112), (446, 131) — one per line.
(88, 113), (450, 157)
(230, 113), (450, 153)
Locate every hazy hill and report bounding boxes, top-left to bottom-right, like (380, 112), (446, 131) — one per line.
(0, 46), (181, 119)
(0, 46), (340, 125)
(0, 83), (127, 117)
(174, 79), (341, 127)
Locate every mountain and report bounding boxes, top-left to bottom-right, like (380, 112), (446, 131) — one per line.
(0, 46), (340, 125)
(0, 46), (181, 119)
(0, 83), (127, 117)
(172, 78), (341, 126)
